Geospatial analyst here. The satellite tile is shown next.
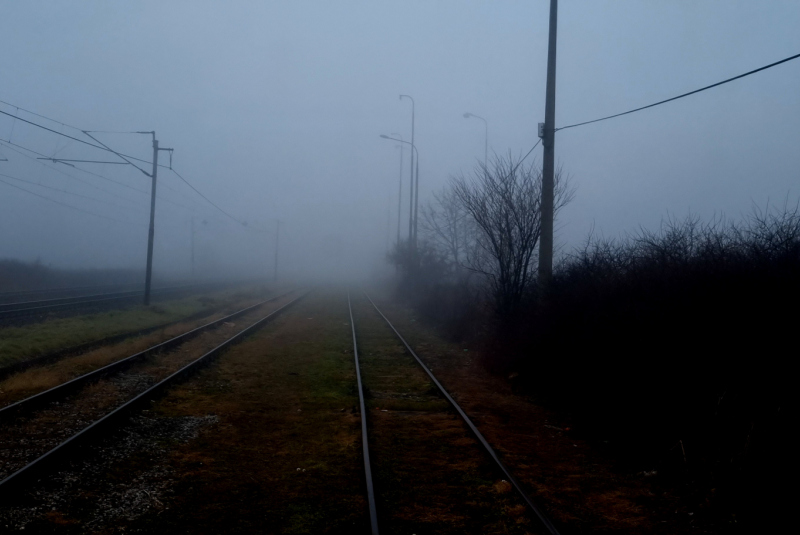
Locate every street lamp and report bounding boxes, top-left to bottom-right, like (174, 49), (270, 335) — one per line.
(399, 95), (417, 246)
(463, 112), (488, 170)
(380, 134), (418, 251)
(390, 133), (404, 248)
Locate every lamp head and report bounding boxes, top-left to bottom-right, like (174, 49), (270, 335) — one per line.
(463, 113), (471, 118)
(380, 134), (390, 139)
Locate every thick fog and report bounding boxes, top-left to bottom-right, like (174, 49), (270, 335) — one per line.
(1, 2), (798, 283)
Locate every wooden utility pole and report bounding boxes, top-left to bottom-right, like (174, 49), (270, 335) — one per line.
(539, 0), (558, 284)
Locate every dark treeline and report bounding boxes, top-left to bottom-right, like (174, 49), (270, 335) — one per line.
(390, 154), (791, 530)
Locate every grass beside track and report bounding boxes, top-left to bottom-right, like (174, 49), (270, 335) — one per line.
(351, 294), (534, 535)
(0, 285), (267, 368)
(115, 290), (366, 533)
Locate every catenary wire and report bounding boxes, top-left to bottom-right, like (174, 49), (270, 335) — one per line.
(0, 139), (149, 195)
(169, 167), (249, 227)
(0, 139), (194, 212)
(1, 97), (269, 232)
(0, 177), (145, 227)
(557, 51), (800, 132)
(0, 171), (148, 215)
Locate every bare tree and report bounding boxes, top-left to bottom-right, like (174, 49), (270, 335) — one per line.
(451, 153), (573, 316)
(420, 187), (477, 281)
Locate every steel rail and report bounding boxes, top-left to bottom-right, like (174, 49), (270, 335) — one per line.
(0, 289), (296, 421)
(0, 283), (215, 320)
(347, 291), (380, 535)
(0, 299), (257, 382)
(0, 291), (307, 500)
(0, 283), (140, 303)
(363, 291), (561, 535)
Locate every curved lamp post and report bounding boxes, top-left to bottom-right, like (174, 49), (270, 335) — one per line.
(463, 112), (488, 170)
(390, 132), (404, 248)
(399, 95), (417, 247)
(380, 134), (418, 252)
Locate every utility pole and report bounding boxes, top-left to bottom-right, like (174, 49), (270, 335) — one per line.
(400, 95), (415, 248)
(392, 134), (404, 248)
(273, 220), (281, 284)
(190, 215), (196, 279)
(144, 133), (173, 306)
(538, 0), (558, 284)
(413, 155), (419, 249)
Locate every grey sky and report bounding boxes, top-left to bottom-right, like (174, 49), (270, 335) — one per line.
(1, 1), (798, 280)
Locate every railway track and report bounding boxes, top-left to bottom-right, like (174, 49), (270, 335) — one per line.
(0, 290), (306, 500)
(0, 283), (219, 322)
(0, 287), (276, 381)
(348, 290), (560, 535)
(0, 283), (141, 305)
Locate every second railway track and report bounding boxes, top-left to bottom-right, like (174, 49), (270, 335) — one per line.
(0, 283), (220, 322)
(0, 290), (306, 499)
(348, 290), (560, 535)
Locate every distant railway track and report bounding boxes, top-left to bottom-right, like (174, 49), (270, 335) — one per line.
(348, 291), (560, 535)
(0, 283), (141, 305)
(0, 290), (305, 500)
(0, 288), (274, 382)
(0, 283), (218, 322)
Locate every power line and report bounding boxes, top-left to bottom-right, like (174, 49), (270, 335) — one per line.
(169, 167), (249, 227)
(557, 51), (800, 132)
(0, 108), (130, 158)
(81, 130), (152, 176)
(0, 100), (176, 171)
(0, 139), (194, 212)
(512, 138), (542, 175)
(0, 138), (149, 196)
(1, 97), (256, 230)
(0, 98), (83, 132)
(0, 177), (145, 227)
(0, 171), (148, 215)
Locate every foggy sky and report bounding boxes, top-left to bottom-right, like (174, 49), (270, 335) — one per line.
(1, 1), (799, 282)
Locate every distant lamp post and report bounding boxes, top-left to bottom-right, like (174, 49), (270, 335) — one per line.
(391, 132), (404, 248)
(463, 112), (488, 170)
(380, 134), (418, 252)
(399, 95), (417, 247)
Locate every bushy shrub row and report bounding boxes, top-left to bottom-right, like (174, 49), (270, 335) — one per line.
(511, 207), (796, 526)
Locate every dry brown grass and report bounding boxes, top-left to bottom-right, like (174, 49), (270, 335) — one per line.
(0, 294), (274, 406)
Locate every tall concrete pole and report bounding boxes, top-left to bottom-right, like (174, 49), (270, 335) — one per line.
(273, 220), (280, 284)
(413, 155), (419, 248)
(144, 138), (159, 306)
(539, 0), (558, 284)
(190, 215), (196, 279)
(396, 142), (404, 246)
(400, 95), (415, 246)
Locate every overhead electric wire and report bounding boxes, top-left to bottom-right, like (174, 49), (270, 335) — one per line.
(0, 177), (144, 228)
(1, 97), (259, 232)
(0, 139), (194, 212)
(557, 51), (800, 132)
(0, 103), (165, 170)
(0, 171), (148, 215)
(82, 130), (152, 176)
(0, 108), (135, 159)
(0, 98), (84, 132)
(0, 138), (148, 194)
(512, 138), (542, 176)
(169, 167), (249, 227)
